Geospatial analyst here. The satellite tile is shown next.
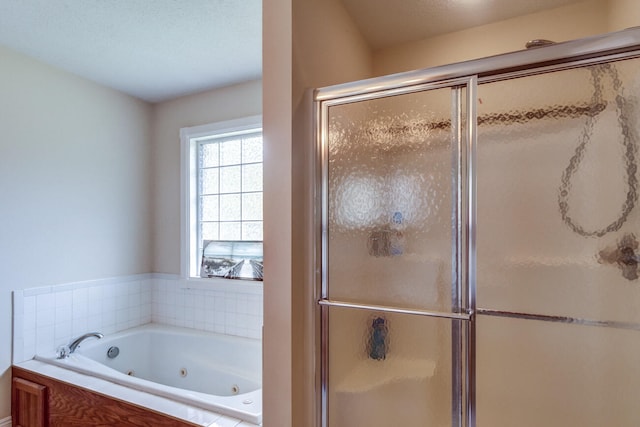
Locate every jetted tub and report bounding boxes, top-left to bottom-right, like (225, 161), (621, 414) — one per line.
(35, 324), (262, 424)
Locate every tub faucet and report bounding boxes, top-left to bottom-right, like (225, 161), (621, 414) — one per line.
(57, 332), (104, 359)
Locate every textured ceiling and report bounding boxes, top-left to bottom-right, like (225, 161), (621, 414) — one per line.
(341, 0), (582, 49)
(0, 0), (261, 103)
(0, 1), (583, 103)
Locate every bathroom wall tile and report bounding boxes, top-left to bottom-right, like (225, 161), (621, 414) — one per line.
(23, 295), (36, 315)
(87, 313), (102, 331)
(36, 308), (55, 329)
(54, 320), (72, 344)
(55, 290), (73, 308)
(36, 293), (55, 312)
(205, 307), (216, 325)
(224, 295), (237, 314)
(13, 337), (24, 363)
(35, 325), (55, 355)
(14, 273), (263, 364)
(24, 310), (36, 333)
(55, 305), (72, 324)
(23, 286), (52, 297)
(72, 288), (89, 320)
(246, 328), (261, 340)
(13, 274), (154, 363)
(141, 303), (152, 324)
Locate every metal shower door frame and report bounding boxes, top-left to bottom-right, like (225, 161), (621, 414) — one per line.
(314, 27), (640, 427)
(316, 76), (477, 427)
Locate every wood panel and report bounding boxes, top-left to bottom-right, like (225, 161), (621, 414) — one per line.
(12, 377), (47, 427)
(12, 367), (199, 427)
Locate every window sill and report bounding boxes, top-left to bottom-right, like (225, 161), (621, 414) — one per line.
(179, 276), (263, 294)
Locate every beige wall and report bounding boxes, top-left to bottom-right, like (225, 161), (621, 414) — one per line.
(263, 0), (372, 425)
(262, 1), (293, 424)
(373, 0), (610, 77)
(608, 0), (640, 30)
(268, 0), (640, 425)
(150, 79), (262, 275)
(0, 44), (152, 419)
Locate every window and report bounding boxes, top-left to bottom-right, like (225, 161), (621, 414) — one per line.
(181, 116), (263, 283)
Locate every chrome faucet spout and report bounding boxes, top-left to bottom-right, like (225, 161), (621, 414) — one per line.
(68, 332), (104, 353)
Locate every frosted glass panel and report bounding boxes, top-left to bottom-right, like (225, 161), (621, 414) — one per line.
(477, 58), (640, 323)
(242, 192), (262, 221)
(242, 221), (262, 240)
(201, 168), (219, 195)
(201, 222), (219, 240)
(242, 136), (263, 163)
(242, 163), (262, 192)
(477, 315), (640, 427)
(220, 194), (241, 221)
(327, 87), (457, 311)
(220, 222), (241, 240)
(220, 166), (241, 194)
(327, 306), (454, 427)
(200, 143), (219, 168)
(220, 140), (241, 166)
(201, 195), (219, 221)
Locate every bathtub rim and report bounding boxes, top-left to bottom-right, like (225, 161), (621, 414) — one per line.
(34, 323), (262, 425)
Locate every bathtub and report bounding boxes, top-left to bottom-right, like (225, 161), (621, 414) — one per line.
(34, 324), (262, 424)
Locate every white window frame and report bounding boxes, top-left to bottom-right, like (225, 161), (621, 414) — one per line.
(180, 115), (263, 290)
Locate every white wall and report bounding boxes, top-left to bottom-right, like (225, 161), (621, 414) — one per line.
(151, 79), (262, 274)
(0, 44), (152, 418)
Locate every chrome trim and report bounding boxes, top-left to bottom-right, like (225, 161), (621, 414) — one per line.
(318, 299), (472, 320)
(318, 90), (330, 427)
(320, 77), (480, 108)
(315, 27), (640, 101)
(320, 304), (329, 427)
(477, 50), (640, 86)
(451, 86), (463, 427)
(465, 76), (478, 427)
(477, 309), (640, 331)
(320, 101), (330, 301)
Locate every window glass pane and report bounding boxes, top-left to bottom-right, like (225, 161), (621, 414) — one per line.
(220, 165), (241, 194)
(201, 195), (219, 221)
(220, 140), (241, 166)
(242, 163), (262, 192)
(201, 222), (219, 241)
(220, 222), (242, 240)
(242, 136), (263, 163)
(242, 221), (263, 240)
(191, 126), (263, 280)
(220, 194), (241, 221)
(242, 192), (262, 221)
(200, 143), (219, 168)
(201, 168), (219, 195)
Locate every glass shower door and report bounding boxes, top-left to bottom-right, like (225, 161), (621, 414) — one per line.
(475, 56), (640, 427)
(319, 79), (474, 427)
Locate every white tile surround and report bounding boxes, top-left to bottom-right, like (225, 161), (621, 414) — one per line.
(12, 273), (263, 363)
(11, 274), (263, 426)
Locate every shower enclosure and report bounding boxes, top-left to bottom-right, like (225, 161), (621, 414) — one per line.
(315, 28), (640, 427)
